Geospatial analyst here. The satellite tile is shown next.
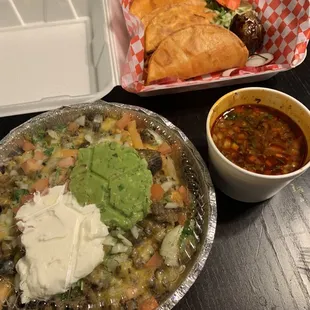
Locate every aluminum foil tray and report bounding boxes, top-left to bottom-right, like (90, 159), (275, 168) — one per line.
(0, 101), (217, 309)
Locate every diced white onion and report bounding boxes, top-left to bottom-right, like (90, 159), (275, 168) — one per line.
(111, 243), (129, 254)
(102, 235), (117, 246)
(84, 134), (93, 143)
(131, 226), (139, 239)
(160, 225), (183, 267)
(165, 202), (179, 209)
(117, 233), (133, 247)
(164, 156), (179, 183)
(148, 129), (163, 145)
(161, 181), (176, 192)
(93, 114), (103, 123)
(47, 130), (58, 140)
(15, 181), (29, 190)
(10, 170), (18, 176)
(106, 253), (128, 272)
(63, 143), (74, 149)
(75, 116), (86, 127)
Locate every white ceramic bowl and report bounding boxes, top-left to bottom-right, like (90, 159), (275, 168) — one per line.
(206, 87), (310, 203)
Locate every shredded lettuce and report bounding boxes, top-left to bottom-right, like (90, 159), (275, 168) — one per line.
(206, 0), (253, 28)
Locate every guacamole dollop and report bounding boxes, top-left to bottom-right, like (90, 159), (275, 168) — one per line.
(70, 142), (153, 230)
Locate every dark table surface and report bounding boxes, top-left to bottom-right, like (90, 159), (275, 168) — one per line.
(1, 49), (310, 310)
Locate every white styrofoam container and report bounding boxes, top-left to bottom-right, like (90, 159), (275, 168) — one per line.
(0, 0), (129, 117)
(1, 0), (304, 117)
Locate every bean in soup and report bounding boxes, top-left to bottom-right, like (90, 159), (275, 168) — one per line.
(211, 105), (307, 175)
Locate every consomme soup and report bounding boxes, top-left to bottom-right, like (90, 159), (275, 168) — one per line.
(211, 104), (308, 175)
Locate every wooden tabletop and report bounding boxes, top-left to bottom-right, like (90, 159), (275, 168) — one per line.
(1, 47), (309, 310)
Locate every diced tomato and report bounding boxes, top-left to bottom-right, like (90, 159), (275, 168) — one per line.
(265, 160), (272, 167)
(265, 157), (278, 168)
(20, 194), (34, 205)
(178, 213), (187, 226)
(216, 0), (241, 11)
(231, 143), (239, 151)
(157, 142), (172, 155)
(151, 184), (164, 202)
(247, 155), (257, 163)
(223, 138), (232, 149)
(267, 144), (285, 154)
(139, 296), (159, 310)
(145, 252), (163, 269)
(212, 104), (307, 175)
(68, 122), (79, 133)
(21, 159), (42, 175)
(33, 150), (46, 161)
(171, 142), (180, 154)
(58, 157), (75, 168)
(31, 178), (49, 193)
(178, 186), (190, 206)
(22, 140), (35, 152)
(12, 206), (20, 214)
(116, 113), (131, 130)
(233, 126), (241, 133)
(234, 106), (243, 113)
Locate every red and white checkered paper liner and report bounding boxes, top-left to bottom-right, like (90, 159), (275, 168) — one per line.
(120, 0), (310, 93)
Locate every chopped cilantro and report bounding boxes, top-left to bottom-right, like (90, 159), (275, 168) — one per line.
(55, 124), (66, 132)
(13, 189), (29, 202)
(182, 220), (194, 238)
(44, 147), (54, 157)
(32, 129), (46, 144)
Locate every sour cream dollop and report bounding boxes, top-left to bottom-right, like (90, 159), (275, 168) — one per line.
(15, 185), (109, 303)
